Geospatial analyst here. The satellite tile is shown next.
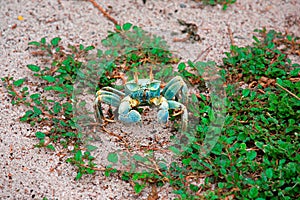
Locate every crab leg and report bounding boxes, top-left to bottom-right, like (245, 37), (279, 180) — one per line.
(118, 96), (142, 123)
(168, 100), (188, 131)
(162, 76), (188, 103)
(94, 87), (123, 122)
(95, 90), (122, 107)
(101, 86), (125, 96)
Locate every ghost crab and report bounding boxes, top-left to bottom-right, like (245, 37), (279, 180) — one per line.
(94, 68), (188, 131)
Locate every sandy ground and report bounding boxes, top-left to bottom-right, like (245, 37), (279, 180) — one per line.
(0, 0), (299, 199)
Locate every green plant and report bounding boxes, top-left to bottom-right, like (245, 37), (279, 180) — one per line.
(2, 37), (98, 179)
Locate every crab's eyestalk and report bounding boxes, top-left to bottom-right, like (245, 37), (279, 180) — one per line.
(134, 71), (139, 83)
(149, 66), (153, 81)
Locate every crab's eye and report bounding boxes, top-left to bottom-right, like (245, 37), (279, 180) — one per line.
(125, 82), (140, 92)
(149, 81), (160, 91)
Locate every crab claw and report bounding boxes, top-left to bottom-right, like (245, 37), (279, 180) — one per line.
(157, 97), (169, 124)
(118, 96), (142, 124)
(119, 110), (142, 123)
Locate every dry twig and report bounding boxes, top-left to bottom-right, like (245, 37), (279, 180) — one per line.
(87, 0), (119, 25)
(275, 83), (300, 101)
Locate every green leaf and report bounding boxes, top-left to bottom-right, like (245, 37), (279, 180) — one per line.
(27, 64), (40, 72)
(13, 78), (25, 87)
(132, 154), (147, 162)
(65, 132), (76, 137)
(41, 75), (56, 82)
(86, 145), (98, 151)
(107, 152), (118, 163)
(44, 86), (64, 92)
(79, 44), (84, 50)
(248, 187), (258, 198)
(178, 62), (186, 71)
(30, 93), (41, 100)
(169, 146), (181, 155)
(75, 171), (82, 180)
(265, 168), (273, 179)
(28, 41), (40, 46)
(122, 23), (132, 31)
(247, 150), (257, 161)
(33, 106), (42, 116)
(190, 184), (199, 192)
(50, 37), (61, 46)
(40, 37), (46, 44)
(84, 45), (95, 51)
(115, 24), (122, 31)
(53, 102), (61, 114)
(75, 150), (82, 161)
(86, 168), (95, 174)
(133, 182), (145, 194)
(35, 131), (45, 139)
(46, 144), (55, 151)
(242, 88), (250, 97)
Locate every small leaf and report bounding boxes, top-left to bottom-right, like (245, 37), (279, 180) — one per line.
(86, 168), (95, 174)
(33, 106), (42, 116)
(265, 168), (273, 179)
(75, 171), (82, 180)
(46, 144), (55, 151)
(35, 132), (45, 139)
(132, 154), (146, 162)
(13, 78), (25, 87)
(178, 62), (186, 71)
(28, 41), (40, 46)
(86, 145), (98, 151)
(41, 75), (56, 82)
(50, 37), (61, 46)
(242, 89), (250, 97)
(107, 152), (118, 163)
(190, 184), (199, 192)
(40, 38), (46, 44)
(247, 150), (257, 160)
(53, 102), (61, 114)
(79, 44), (84, 50)
(248, 187), (258, 198)
(122, 23), (132, 31)
(286, 35), (292, 41)
(115, 24), (122, 31)
(169, 146), (181, 155)
(84, 45), (95, 51)
(30, 93), (41, 100)
(134, 182), (145, 194)
(53, 86), (65, 92)
(75, 150), (82, 161)
(27, 64), (40, 72)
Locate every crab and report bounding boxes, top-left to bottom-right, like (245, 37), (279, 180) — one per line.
(94, 69), (188, 131)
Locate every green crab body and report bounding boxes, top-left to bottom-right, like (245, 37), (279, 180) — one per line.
(94, 74), (188, 131)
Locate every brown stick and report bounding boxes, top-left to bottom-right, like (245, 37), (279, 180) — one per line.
(275, 83), (300, 101)
(227, 24), (235, 46)
(87, 0), (119, 25)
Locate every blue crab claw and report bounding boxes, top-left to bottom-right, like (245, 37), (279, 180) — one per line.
(118, 110), (142, 124)
(118, 96), (142, 124)
(157, 97), (169, 124)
